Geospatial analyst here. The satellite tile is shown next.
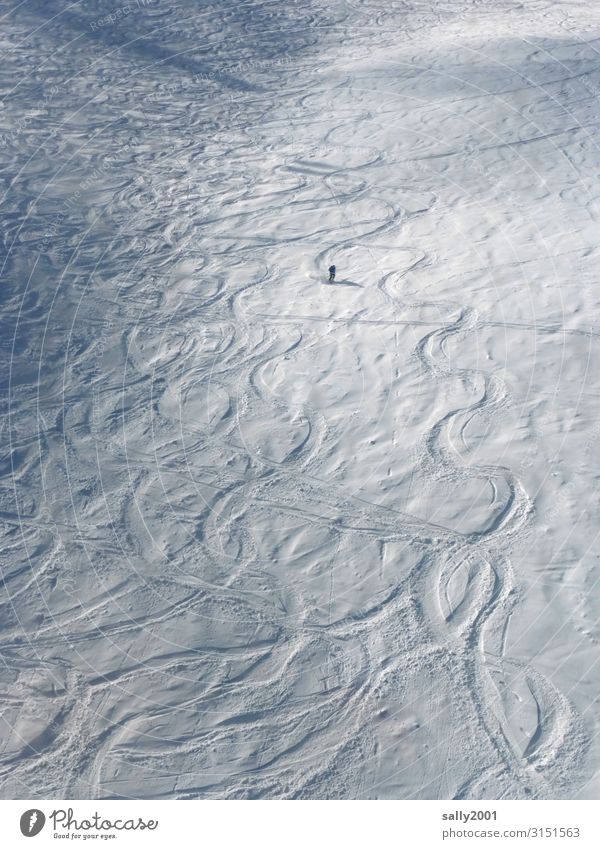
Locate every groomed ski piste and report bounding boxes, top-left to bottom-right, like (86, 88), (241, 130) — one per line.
(1, 0), (600, 799)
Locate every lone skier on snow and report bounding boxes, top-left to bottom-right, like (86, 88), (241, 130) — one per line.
(328, 264), (336, 282)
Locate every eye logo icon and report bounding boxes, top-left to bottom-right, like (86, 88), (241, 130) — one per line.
(20, 810), (46, 837)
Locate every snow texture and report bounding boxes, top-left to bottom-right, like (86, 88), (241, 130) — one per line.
(1, 0), (600, 799)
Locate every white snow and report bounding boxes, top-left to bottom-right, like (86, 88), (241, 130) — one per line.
(1, 0), (600, 799)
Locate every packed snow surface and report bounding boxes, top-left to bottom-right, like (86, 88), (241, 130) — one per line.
(2, 0), (600, 799)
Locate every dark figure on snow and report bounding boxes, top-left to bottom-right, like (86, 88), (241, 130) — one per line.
(328, 265), (336, 282)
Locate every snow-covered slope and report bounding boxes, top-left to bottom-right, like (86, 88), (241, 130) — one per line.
(2, 0), (600, 799)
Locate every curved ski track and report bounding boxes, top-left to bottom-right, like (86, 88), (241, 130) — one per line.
(0, 0), (593, 800)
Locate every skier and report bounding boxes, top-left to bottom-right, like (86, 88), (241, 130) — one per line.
(328, 264), (336, 282)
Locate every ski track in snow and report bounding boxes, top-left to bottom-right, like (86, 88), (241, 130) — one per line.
(1, 0), (599, 798)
